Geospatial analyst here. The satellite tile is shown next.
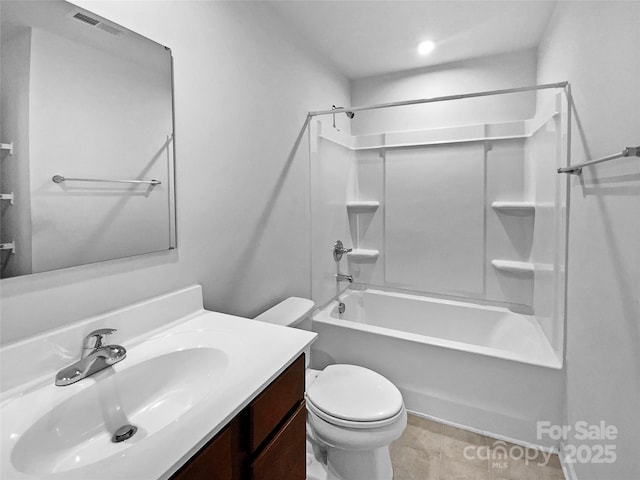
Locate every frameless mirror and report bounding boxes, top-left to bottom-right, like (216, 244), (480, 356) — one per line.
(0, 0), (176, 279)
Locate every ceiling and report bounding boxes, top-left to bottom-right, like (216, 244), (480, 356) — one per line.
(269, 1), (557, 79)
(1, 1), (169, 73)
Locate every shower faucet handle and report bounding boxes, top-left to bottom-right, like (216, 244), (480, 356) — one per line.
(333, 240), (353, 261)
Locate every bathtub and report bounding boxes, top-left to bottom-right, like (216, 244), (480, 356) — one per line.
(311, 288), (564, 447)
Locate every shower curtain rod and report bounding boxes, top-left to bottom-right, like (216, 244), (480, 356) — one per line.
(308, 81), (569, 117)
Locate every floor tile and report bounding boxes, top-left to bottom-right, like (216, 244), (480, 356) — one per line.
(408, 414), (444, 434)
(440, 455), (490, 480)
(394, 423), (443, 454)
(487, 439), (550, 466)
(391, 444), (439, 480)
(487, 440), (563, 479)
(443, 425), (489, 446)
(538, 461), (565, 480)
(534, 452), (563, 475)
(545, 454), (562, 470)
(488, 454), (542, 480)
(441, 427), (489, 470)
(441, 437), (489, 470)
(389, 415), (564, 480)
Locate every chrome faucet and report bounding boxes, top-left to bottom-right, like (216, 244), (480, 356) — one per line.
(336, 273), (353, 283)
(55, 328), (126, 386)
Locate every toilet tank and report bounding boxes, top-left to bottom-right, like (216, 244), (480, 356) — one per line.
(254, 297), (315, 330)
(254, 297), (315, 366)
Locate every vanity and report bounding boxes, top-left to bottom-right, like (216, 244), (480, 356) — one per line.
(171, 354), (306, 480)
(0, 286), (317, 479)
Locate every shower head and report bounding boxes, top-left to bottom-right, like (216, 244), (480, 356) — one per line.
(332, 105), (355, 119)
(331, 105), (355, 131)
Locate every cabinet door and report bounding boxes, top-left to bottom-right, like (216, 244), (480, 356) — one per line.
(250, 402), (306, 480)
(170, 423), (234, 480)
(249, 354), (304, 453)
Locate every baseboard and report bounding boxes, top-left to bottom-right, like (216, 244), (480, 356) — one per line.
(406, 408), (560, 454)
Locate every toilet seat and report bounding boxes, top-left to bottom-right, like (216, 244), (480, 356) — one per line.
(307, 398), (405, 429)
(306, 365), (404, 429)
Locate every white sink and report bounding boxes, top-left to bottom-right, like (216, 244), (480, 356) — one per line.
(0, 286), (316, 480)
(12, 347), (227, 475)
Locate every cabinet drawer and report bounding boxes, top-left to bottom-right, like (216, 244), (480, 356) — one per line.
(250, 401), (306, 480)
(249, 354), (304, 453)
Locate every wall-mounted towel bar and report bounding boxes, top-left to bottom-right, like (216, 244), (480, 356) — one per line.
(52, 175), (161, 186)
(558, 146), (639, 175)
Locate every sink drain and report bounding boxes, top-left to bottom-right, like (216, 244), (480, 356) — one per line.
(112, 424), (137, 443)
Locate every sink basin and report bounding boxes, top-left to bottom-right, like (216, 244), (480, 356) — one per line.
(10, 346), (228, 475)
(1, 295), (315, 480)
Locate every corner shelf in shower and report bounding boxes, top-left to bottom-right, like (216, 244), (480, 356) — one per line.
(0, 241), (16, 254)
(0, 142), (13, 155)
(347, 249), (380, 262)
(491, 260), (534, 274)
(491, 201), (535, 215)
(0, 193), (14, 205)
(347, 201), (379, 214)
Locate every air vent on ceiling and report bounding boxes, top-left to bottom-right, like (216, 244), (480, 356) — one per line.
(70, 11), (124, 36)
(73, 12), (100, 26)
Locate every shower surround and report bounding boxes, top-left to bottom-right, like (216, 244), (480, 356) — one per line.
(309, 87), (569, 448)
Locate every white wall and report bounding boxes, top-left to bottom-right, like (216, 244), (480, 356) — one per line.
(351, 49), (537, 135)
(28, 27), (173, 272)
(537, 2), (640, 479)
(0, 0), (350, 345)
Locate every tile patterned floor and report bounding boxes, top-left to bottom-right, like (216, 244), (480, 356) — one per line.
(390, 414), (565, 480)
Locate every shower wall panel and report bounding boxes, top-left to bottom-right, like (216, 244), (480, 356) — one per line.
(526, 106), (568, 357)
(384, 144), (485, 297)
(310, 127), (357, 307)
(349, 136), (531, 308)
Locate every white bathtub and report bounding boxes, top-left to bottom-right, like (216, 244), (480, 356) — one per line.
(311, 288), (564, 447)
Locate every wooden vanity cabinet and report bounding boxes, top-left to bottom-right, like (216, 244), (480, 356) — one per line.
(170, 354), (306, 480)
(250, 401), (306, 480)
(169, 419), (242, 480)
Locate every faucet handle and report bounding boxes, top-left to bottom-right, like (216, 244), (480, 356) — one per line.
(333, 240), (353, 261)
(83, 328), (117, 354)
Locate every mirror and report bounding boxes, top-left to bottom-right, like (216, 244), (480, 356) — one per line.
(0, 0), (176, 279)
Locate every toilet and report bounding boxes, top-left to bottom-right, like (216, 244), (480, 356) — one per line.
(254, 297), (407, 480)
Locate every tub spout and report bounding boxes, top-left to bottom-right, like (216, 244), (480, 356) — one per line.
(336, 274), (353, 283)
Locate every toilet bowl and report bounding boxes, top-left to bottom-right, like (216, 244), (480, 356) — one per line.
(254, 297), (407, 480)
(306, 364), (407, 480)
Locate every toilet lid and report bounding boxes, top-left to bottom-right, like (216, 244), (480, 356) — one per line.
(306, 365), (403, 423)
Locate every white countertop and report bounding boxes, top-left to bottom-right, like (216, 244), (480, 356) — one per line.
(0, 286), (317, 480)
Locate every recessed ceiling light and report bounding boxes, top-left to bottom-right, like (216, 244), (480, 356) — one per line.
(417, 40), (436, 56)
